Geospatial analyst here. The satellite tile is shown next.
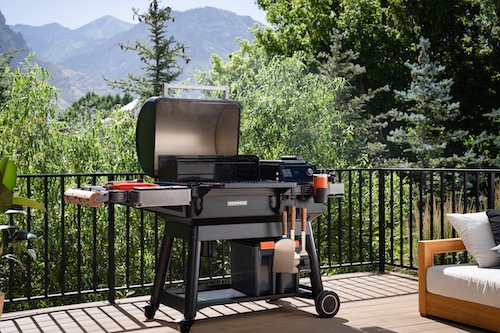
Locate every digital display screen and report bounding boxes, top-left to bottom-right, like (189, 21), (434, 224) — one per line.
(280, 166), (315, 182)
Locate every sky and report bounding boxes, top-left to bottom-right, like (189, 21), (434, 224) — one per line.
(0, 0), (267, 29)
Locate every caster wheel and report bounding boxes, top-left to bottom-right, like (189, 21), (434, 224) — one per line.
(144, 304), (156, 319)
(315, 290), (340, 318)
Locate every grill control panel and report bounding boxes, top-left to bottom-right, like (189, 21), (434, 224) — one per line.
(260, 156), (317, 183)
(279, 165), (316, 182)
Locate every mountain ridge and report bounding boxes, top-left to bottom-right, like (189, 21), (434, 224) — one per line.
(1, 7), (257, 107)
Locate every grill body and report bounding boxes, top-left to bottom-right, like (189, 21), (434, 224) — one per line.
(133, 96), (341, 332)
(65, 91), (342, 333)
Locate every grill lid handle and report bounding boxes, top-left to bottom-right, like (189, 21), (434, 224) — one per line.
(162, 84), (229, 100)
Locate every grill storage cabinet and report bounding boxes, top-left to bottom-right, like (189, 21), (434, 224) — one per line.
(231, 240), (300, 296)
(65, 89), (343, 333)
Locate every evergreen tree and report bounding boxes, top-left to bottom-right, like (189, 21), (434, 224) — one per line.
(472, 108), (500, 167)
(386, 37), (467, 168)
(106, 0), (189, 100)
(317, 29), (388, 167)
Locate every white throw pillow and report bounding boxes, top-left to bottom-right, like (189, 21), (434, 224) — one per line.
(447, 212), (500, 268)
(492, 244), (500, 257)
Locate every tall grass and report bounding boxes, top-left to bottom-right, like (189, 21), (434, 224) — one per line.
(417, 180), (500, 241)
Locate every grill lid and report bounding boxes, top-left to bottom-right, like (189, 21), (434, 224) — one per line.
(136, 97), (241, 178)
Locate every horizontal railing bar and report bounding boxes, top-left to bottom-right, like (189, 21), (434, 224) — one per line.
(17, 172), (146, 178)
(18, 168), (499, 179)
(333, 167), (500, 173)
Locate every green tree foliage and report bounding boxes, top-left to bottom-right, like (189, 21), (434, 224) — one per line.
(0, 57), (141, 308)
(0, 54), (59, 174)
(57, 107), (139, 174)
(59, 91), (134, 125)
(317, 29), (389, 167)
(472, 108), (500, 167)
(106, 0), (189, 100)
(0, 54), (139, 175)
(386, 38), (468, 168)
(254, 0), (336, 58)
(199, 42), (351, 168)
(254, 0), (500, 166)
(199, 26), (394, 168)
(0, 50), (16, 106)
(68, 91), (134, 113)
(254, 0), (413, 93)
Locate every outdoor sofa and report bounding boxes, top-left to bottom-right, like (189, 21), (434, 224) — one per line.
(418, 210), (500, 332)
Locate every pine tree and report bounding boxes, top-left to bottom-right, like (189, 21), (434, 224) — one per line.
(472, 108), (500, 167)
(106, 0), (189, 100)
(317, 29), (388, 167)
(386, 37), (467, 168)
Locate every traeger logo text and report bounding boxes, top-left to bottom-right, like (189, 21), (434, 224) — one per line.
(227, 200), (248, 207)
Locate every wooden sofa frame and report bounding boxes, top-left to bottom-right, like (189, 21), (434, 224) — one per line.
(419, 238), (500, 332)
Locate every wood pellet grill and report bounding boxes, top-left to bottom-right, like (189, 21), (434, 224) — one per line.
(65, 87), (344, 333)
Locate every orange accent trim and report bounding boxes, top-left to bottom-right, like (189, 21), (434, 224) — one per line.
(104, 180), (159, 190)
(260, 241), (275, 250)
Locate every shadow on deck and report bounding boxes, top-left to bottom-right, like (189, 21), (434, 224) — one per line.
(0, 272), (489, 333)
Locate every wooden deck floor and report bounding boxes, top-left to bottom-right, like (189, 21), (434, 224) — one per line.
(0, 272), (490, 333)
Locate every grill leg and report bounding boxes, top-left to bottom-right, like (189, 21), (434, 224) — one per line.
(305, 221), (323, 297)
(183, 226), (201, 321)
(146, 232), (174, 318)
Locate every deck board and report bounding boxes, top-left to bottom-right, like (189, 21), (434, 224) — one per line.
(0, 272), (490, 333)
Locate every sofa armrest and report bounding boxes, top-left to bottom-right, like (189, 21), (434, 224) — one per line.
(418, 238), (466, 315)
(419, 238), (466, 269)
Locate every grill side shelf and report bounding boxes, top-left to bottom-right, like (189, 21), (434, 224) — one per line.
(128, 186), (191, 208)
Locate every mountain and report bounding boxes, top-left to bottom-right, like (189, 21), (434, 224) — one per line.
(4, 7), (257, 107)
(13, 16), (135, 63)
(0, 11), (30, 64)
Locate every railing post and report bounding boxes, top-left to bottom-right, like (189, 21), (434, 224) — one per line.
(378, 169), (386, 273)
(488, 172), (495, 209)
(108, 192), (116, 304)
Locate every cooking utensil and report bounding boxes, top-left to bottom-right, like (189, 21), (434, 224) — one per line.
(273, 210), (296, 273)
(300, 207), (310, 266)
(290, 206), (300, 273)
(103, 180), (159, 190)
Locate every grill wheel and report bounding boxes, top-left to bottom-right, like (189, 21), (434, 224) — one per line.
(315, 290), (341, 318)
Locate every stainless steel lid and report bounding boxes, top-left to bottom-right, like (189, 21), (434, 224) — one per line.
(136, 97), (241, 178)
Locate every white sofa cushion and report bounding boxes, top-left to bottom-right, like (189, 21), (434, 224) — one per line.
(447, 212), (500, 267)
(427, 263), (500, 308)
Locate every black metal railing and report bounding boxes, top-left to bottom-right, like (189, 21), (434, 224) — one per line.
(2, 168), (499, 311)
(316, 168), (499, 273)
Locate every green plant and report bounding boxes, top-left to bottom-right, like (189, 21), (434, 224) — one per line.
(0, 157), (46, 214)
(0, 156), (45, 266)
(0, 226), (36, 267)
